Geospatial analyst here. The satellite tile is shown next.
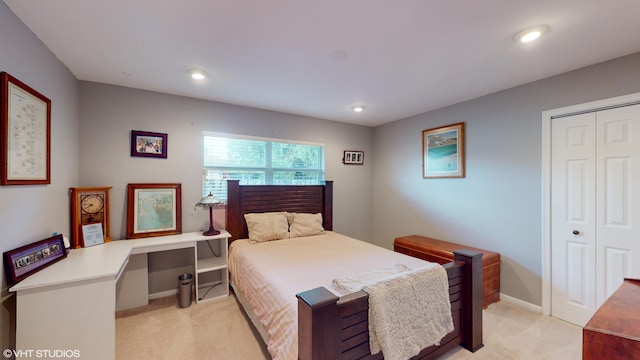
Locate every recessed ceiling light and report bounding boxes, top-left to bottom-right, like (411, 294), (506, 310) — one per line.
(352, 106), (364, 112)
(514, 25), (550, 43)
(187, 69), (208, 80)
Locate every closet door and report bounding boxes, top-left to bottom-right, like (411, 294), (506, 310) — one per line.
(551, 112), (597, 326)
(595, 105), (640, 306)
(551, 104), (640, 326)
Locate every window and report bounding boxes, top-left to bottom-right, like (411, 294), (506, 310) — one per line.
(202, 132), (325, 201)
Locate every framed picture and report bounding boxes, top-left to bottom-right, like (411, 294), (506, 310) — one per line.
(81, 223), (104, 247)
(3, 234), (67, 286)
(130, 130), (168, 159)
(422, 122), (465, 178)
(1, 72), (51, 185)
(343, 150), (364, 165)
(126, 183), (182, 239)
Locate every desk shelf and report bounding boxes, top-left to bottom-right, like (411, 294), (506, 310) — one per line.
(195, 234), (229, 303)
(196, 256), (226, 272)
(197, 280), (226, 302)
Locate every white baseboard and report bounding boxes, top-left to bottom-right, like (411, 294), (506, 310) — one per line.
(499, 292), (542, 313)
(148, 281), (221, 301)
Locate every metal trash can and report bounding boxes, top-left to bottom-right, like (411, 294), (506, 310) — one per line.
(178, 273), (193, 308)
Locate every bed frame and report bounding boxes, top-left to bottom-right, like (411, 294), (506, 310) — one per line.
(226, 180), (483, 360)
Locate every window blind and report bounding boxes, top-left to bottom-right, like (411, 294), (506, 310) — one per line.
(202, 132), (325, 201)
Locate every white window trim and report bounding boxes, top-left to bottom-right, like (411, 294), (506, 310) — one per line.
(202, 131), (325, 147)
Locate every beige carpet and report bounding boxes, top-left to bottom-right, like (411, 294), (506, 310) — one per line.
(116, 295), (582, 360)
(440, 301), (582, 359)
(116, 294), (270, 359)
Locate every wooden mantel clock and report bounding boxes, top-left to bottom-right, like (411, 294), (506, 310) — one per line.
(69, 186), (112, 248)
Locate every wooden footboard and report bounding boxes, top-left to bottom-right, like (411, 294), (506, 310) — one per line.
(296, 249), (483, 360)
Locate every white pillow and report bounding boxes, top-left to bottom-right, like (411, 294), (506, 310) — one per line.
(244, 213), (289, 242)
(289, 213), (324, 238)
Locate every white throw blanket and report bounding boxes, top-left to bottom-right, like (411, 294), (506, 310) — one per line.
(365, 265), (453, 360)
(336, 265), (453, 360)
(331, 263), (412, 295)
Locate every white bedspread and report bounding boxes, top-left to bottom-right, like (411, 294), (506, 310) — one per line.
(228, 231), (441, 360)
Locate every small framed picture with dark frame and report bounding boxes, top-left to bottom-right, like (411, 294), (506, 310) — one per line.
(343, 150), (364, 165)
(130, 130), (168, 159)
(3, 234), (67, 286)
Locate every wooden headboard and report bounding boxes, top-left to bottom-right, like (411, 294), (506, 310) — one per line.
(225, 180), (333, 241)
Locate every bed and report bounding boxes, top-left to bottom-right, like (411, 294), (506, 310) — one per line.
(226, 180), (483, 360)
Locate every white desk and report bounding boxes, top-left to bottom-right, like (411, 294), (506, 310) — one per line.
(10, 231), (229, 360)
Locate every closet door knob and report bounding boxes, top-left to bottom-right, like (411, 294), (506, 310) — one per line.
(572, 230), (580, 235)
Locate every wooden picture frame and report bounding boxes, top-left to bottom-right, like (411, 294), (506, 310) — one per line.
(422, 122), (465, 178)
(0, 72), (51, 185)
(126, 183), (182, 239)
(343, 150), (364, 165)
(130, 130), (168, 159)
(3, 234), (67, 286)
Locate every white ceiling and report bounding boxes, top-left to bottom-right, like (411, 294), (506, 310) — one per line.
(5, 0), (640, 126)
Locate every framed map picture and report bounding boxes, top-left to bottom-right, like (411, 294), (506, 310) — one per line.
(422, 122), (465, 178)
(126, 183), (182, 239)
(1, 72), (51, 185)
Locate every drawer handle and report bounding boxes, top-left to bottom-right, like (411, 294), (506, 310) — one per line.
(572, 230), (579, 235)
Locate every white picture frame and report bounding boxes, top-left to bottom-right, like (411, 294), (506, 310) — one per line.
(82, 223), (105, 247)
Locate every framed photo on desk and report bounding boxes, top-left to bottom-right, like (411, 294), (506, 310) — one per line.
(82, 223), (105, 247)
(3, 234), (67, 286)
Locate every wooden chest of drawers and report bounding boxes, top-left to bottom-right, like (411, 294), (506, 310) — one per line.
(583, 278), (640, 359)
(394, 235), (500, 308)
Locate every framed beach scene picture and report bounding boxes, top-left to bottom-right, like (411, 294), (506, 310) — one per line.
(422, 122), (465, 178)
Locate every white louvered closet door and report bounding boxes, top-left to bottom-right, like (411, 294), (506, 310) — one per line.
(551, 104), (640, 326)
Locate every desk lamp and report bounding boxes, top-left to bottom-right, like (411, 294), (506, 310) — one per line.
(195, 192), (223, 236)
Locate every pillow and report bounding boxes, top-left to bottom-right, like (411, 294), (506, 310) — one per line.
(284, 212), (295, 226)
(244, 212), (289, 242)
(289, 213), (324, 238)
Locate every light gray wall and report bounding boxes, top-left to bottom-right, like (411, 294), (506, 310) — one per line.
(5, 0), (640, 332)
(78, 82), (373, 293)
(0, 1), (80, 351)
(372, 52), (640, 306)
